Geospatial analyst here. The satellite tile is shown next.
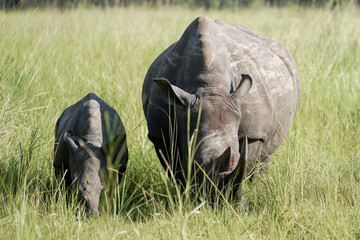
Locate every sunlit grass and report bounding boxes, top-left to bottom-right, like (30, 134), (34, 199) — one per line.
(0, 5), (359, 239)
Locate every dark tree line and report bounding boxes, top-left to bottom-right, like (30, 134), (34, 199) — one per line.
(2, 0), (359, 9)
(264, 0), (342, 6)
(4, 0), (21, 8)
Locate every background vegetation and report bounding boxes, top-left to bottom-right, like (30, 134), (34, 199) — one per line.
(1, 3), (359, 239)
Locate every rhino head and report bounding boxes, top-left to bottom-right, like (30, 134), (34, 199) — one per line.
(154, 74), (252, 191)
(63, 131), (104, 217)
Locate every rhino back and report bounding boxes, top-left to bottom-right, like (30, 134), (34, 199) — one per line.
(222, 22), (301, 149)
(55, 93), (125, 147)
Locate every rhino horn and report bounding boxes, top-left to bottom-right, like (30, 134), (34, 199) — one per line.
(153, 78), (196, 107)
(232, 135), (248, 184)
(233, 74), (252, 100)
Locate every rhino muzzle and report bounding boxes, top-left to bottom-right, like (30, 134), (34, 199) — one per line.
(77, 189), (100, 217)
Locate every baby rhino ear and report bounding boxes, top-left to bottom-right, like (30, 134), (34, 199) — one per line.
(63, 131), (78, 153)
(153, 78), (196, 107)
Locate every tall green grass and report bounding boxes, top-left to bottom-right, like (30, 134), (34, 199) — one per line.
(0, 5), (359, 239)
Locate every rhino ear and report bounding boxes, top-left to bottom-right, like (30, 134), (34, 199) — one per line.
(63, 131), (78, 153)
(233, 74), (252, 100)
(153, 78), (195, 107)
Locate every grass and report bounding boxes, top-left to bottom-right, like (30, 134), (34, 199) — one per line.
(0, 4), (359, 239)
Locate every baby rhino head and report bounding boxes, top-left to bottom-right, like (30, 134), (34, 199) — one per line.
(64, 131), (104, 217)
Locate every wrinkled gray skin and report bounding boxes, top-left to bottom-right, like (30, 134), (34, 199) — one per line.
(54, 93), (128, 216)
(142, 16), (301, 201)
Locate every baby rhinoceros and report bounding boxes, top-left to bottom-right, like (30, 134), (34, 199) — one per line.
(53, 93), (128, 216)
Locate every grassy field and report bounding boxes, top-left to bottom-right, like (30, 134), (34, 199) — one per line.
(0, 4), (359, 239)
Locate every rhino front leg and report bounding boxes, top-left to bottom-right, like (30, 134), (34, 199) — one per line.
(230, 138), (266, 209)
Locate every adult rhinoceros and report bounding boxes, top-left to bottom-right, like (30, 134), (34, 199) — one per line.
(54, 93), (128, 216)
(142, 16), (301, 202)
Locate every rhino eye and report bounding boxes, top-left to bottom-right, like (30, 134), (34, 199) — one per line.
(190, 95), (200, 110)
